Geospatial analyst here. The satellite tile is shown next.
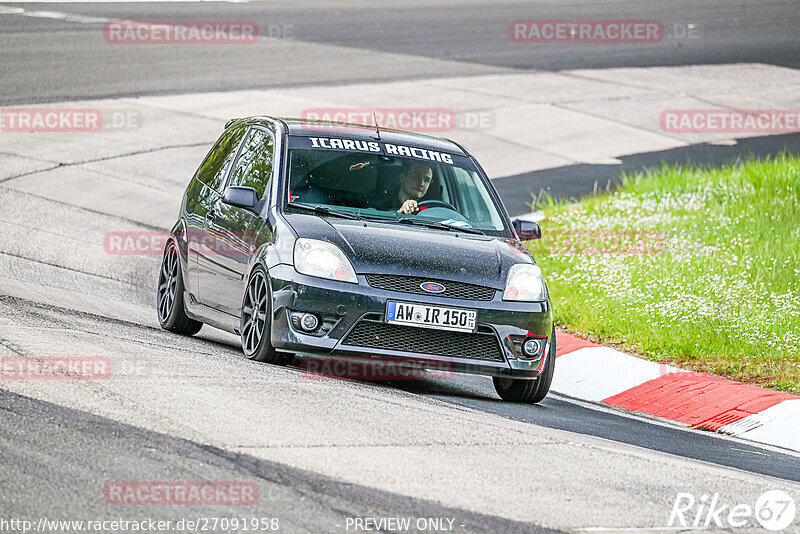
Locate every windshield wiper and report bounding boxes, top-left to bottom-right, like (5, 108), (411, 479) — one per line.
(396, 217), (484, 235)
(287, 202), (362, 220)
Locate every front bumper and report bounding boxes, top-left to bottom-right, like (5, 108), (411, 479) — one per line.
(268, 264), (553, 379)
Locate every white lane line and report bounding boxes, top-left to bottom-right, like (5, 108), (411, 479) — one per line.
(0, 7), (111, 22)
(730, 448), (769, 456)
(549, 392), (800, 460)
(574, 527), (708, 532)
(22, 10), (110, 23)
(1, 4), (247, 24)
(583, 157), (623, 165)
(4, 1), (248, 3)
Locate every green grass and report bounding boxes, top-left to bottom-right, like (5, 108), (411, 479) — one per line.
(529, 153), (800, 393)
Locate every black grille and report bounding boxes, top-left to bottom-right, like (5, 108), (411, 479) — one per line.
(342, 320), (505, 362)
(365, 274), (495, 301)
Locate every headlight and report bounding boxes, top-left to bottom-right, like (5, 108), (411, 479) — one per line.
(293, 238), (358, 284)
(503, 263), (547, 302)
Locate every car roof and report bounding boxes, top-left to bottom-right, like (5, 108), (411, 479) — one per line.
(231, 116), (469, 157)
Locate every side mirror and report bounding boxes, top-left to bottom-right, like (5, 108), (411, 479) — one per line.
(222, 186), (258, 210)
(512, 218), (541, 241)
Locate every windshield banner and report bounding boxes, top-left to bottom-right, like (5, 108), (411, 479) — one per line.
(287, 135), (476, 169)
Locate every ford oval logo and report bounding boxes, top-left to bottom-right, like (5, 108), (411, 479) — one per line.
(421, 281), (446, 293)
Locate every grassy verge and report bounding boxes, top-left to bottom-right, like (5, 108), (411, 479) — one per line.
(530, 153), (800, 393)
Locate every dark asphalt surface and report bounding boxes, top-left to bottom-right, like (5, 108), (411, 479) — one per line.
(496, 133), (800, 214)
(0, 389), (558, 534)
(1, 0), (799, 105)
(388, 376), (800, 484)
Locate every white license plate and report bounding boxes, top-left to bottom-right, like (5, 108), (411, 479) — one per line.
(385, 301), (476, 333)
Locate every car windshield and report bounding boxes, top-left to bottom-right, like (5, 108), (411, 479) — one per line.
(284, 136), (508, 234)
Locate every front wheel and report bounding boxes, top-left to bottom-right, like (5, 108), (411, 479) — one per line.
(157, 240), (203, 336)
(240, 267), (291, 365)
(493, 328), (556, 404)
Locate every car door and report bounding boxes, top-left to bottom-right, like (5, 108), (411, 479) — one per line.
(202, 126), (276, 316)
(188, 123), (248, 308)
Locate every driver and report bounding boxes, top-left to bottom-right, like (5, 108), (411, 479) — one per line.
(373, 160), (434, 214)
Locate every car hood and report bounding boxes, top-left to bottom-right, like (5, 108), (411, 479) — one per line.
(284, 213), (533, 289)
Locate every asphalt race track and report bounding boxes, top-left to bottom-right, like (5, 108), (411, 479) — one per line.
(2, 0), (800, 104)
(1, 2), (800, 533)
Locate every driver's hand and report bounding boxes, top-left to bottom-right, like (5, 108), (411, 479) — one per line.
(398, 199), (419, 214)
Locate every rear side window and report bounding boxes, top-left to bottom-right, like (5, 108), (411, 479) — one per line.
(196, 125), (247, 191)
(227, 128), (274, 199)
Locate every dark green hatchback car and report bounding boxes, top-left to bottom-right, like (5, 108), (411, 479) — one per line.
(157, 117), (555, 403)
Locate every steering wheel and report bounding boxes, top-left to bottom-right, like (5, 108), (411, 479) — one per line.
(418, 200), (458, 211)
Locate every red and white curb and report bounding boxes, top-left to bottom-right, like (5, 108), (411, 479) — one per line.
(552, 331), (800, 452)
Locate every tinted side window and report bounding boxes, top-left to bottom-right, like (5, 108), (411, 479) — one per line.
(451, 166), (503, 229)
(227, 128), (274, 199)
(196, 125), (247, 191)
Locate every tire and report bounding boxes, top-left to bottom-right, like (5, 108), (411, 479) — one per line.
(240, 267), (291, 364)
(157, 240), (203, 336)
(493, 328), (556, 404)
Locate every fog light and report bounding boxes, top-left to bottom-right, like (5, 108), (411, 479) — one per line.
(522, 338), (544, 357)
(300, 313), (320, 332)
